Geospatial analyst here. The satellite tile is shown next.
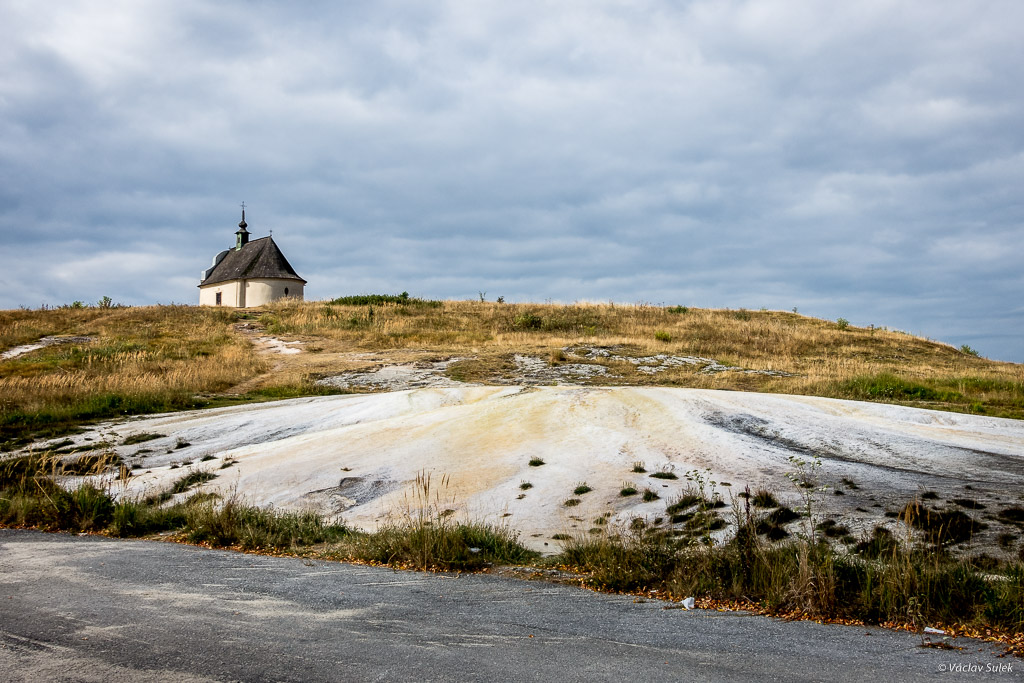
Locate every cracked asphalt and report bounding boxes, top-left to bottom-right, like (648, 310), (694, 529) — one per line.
(0, 530), (1019, 682)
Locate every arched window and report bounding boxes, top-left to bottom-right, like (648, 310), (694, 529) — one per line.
(284, 287), (289, 296)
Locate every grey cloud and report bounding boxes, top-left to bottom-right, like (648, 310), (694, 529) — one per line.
(0, 1), (1021, 361)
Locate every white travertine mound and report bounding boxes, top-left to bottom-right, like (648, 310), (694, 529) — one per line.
(78, 386), (1024, 551)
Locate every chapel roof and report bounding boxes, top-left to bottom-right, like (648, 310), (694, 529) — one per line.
(199, 236), (306, 287)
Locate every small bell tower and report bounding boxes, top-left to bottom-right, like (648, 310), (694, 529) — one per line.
(235, 202), (250, 250)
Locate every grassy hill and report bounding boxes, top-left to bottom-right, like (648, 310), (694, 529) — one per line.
(1, 297), (1021, 448)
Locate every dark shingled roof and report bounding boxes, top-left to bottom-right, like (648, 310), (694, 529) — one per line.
(199, 236), (306, 287)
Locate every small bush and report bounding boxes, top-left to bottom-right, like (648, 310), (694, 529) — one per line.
(855, 526), (899, 559)
(122, 433), (165, 445)
(960, 344), (980, 357)
(109, 499), (188, 537)
(170, 470), (218, 495)
(766, 507), (800, 525)
(573, 483), (592, 495)
(186, 499), (348, 551)
(665, 494), (703, 514)
(752, 489), (778, 508)
(513, 313), (543, 330)
(328, 292), (440, 307)
(67, 485), (115, 531)
(667, 306), (688, 314)
(816, 519), (851, 538)
(836, 318), (849, 331)
(528, 457), (545, 467)
(996, 532), (1018, 548)
(997, 507), (1024, 525)
(900, 502), (985, 545)
(654, 330), (672, 343)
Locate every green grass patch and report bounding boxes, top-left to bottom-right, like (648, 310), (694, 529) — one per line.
(328, 293), (441, 307)
(838, 373), (962, 403)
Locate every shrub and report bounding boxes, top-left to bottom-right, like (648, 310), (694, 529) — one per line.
(67, 485), (115, 531)
(513, 313), (543, 330)
(528, 457), (545, 467)
(353, 517), (533, 570)
(122, 433), (165, 445)
(185, 498), (348, 551)
(109, 499), (188, 537)
(169, 470), (218, 495)
(328, 292), (440, 307)
(960, 344), (980, 357)
(900, 502), (985, 545)
(836, 318), (849, 331)
(997, 507), (1024, 525)
(573, 483), (592, 495)
(654, 330), (672, 343)
(558, 530), (678, 592)
(665, 493), (703, 514)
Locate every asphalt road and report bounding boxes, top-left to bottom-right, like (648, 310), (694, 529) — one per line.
(0, 530), (1019, 682)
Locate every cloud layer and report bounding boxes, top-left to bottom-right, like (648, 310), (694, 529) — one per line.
(1, 1), (1021, 360)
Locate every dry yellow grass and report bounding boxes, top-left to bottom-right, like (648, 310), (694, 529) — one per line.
(0, 305), (267, 445)
(255, 298), (1023, 418)
(2, 299), (1021, 448)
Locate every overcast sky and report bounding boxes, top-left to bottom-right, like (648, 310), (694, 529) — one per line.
(1, 1), (1021, 362)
